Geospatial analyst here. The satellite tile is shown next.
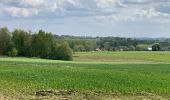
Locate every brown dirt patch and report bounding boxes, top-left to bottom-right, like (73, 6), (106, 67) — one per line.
(0, 90), (169, 100)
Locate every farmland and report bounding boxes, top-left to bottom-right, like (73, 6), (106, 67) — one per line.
(0, 52), (170, 99)
(74, 51), (170, 64)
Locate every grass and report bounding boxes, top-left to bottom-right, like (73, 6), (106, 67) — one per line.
(74, 51), (170, 64)
(0, 51), (170, 99)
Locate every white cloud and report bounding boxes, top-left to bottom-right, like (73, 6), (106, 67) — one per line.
(97, 7), (170, 23)
(5, 7), (39, 17)
(20, 0), (44, 7)
(133, 8), (169, 18)
(95, 0), (125, 8)
(0, 0), (170, 22)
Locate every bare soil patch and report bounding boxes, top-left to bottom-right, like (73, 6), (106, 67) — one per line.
(34, 90), (169, 100)
(0, 90), (169, 100)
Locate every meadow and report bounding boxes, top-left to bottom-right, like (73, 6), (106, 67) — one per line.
(74, 51), (170, 64)
(0, 51), (170, 99)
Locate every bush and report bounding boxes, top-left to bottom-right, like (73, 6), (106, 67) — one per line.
(136, 44), (149, 51)
(54, 42), (73, 61)
(8, 47), (18, 57)
(73, 45), (85, 52)
(128, 45), (136, 51)
(152, 43), (161, 51)
(0, 50), (2, 55)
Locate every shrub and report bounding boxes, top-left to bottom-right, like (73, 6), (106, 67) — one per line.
(152, 43), (161, 51)
(73, 45), (85, 52)
(8, 47), (18, 57)
(58, 42), (73, 61)
(136, 44), (149, 51)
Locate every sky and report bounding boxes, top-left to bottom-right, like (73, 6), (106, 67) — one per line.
(0, 0), (170, 37)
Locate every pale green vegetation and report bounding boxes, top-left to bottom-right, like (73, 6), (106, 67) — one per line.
(74, 51), (170, 64)
(0, 51), (170, 99)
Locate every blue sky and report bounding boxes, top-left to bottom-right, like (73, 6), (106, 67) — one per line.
(0, 0), (170, 37)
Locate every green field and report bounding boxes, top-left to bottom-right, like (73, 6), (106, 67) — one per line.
(0, 52), (170, 99)
(74, 51), (170, 64)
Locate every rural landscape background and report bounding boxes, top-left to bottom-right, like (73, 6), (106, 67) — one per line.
(1, 0), (170, 100)
(1, 28), (170, 100)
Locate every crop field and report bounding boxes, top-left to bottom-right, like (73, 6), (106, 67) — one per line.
(74, 51), (170, 64)
(0, 52), (170, 99)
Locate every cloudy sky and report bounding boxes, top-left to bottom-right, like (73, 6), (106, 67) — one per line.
(0, 0), (170, 37)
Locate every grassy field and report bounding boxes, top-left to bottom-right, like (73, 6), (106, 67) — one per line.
(0, 52), (170, 99)
(74, 51), (170, 64)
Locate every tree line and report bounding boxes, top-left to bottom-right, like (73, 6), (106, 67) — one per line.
(0, 27), (72, 60)
(63, 36), (162, 51)
(0, 27), (165, 60)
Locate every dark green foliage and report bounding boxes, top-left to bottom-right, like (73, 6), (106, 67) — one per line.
(97, 37), (154, 51)
(30, 30), (73, 60)
(0, 27), (73, 61)
(8, 47), (18, 57)
(6, 42), (15, 53)
(31, 30), (54, 58)
(66, 39), (97, 52)
(12, 29), (32, 56)
(1, 27), (169, 60)
(73, 45), (85, 52)
(152, 43), (161, 51)
(56, 42), (73, 60)
(0, 27), (11, 55)
(103, 42), (112, 51)
(57, 36), (168, 52)
(49, 43), (59, 60)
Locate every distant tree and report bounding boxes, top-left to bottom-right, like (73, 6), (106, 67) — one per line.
(6, 42), (15, 53)
(0, 27), (11, 55)
(31, 30), (54, 58)
(152, 43), (161, 51)
(119, 46), (130, 51)
(103, 42), (112, 51)
(12, 29), (31, 56)
(73, 45), (85, 52)
(57, 42), (73, 61)
(136, 44), (149, 51)
(49, 43), (59, 60)
(128, 45), (135, 51)
(8, 47), (18, 57)
(84, 41), (97, 51)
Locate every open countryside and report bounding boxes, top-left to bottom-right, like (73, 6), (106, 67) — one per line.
(0, 52), (170, 99)
(1, 0), (170, 100)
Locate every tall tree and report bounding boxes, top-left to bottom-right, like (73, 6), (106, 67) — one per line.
(12, 29), (32, 56)
(31, 30), (54, 58)
(0, 27), (11, 55)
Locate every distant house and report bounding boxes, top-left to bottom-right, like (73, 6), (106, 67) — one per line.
(120, 49), (124, 51)
(95, 48), (101, 51)
(147, 48), (152, 51)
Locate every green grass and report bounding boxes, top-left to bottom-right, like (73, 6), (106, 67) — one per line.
(74, 51), (170, 64)
(0, 51), (170, 98)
